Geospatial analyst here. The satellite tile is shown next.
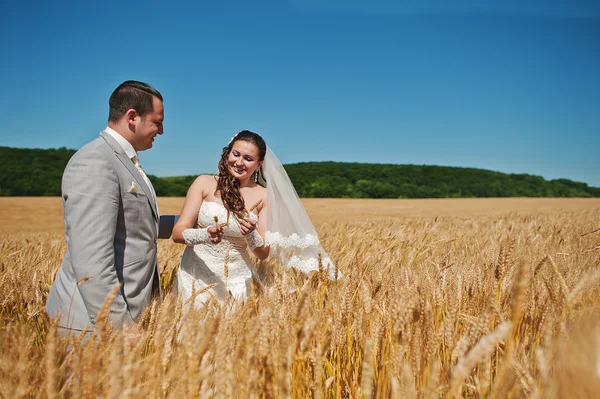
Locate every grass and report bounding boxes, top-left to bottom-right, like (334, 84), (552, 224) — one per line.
(1, 197), (599, 398)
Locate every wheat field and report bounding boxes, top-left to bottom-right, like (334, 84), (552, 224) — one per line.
(1, 197), (599, 398)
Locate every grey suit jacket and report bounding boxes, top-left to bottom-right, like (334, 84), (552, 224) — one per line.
(46, 131), (170, 331)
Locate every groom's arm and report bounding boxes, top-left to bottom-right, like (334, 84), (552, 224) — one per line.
(158, 215), (179, 239)
(62, 149), (134, 328)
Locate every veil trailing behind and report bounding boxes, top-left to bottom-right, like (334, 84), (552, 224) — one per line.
(258, 146), (340, 280)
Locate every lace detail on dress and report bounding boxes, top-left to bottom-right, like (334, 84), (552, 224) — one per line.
(176, 201), (259, 308)
(265, 231), (320, 249)
(265, 230), (342, 280)
(197, 201), (258, 231)
(265, 231), (342, 280)
(287, 256), (339, 280)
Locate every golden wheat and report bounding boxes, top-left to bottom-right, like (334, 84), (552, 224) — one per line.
(0, 197), (599, 398)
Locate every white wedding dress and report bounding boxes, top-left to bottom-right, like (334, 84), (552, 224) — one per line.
(176, 201), (259, 308)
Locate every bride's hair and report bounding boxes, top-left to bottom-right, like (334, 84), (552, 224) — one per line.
(217, 130), (267, 220)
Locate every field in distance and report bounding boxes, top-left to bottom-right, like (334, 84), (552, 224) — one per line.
(1, 197), (599, 234)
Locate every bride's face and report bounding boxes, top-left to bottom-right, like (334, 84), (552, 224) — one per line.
(227, 140), (263, 181)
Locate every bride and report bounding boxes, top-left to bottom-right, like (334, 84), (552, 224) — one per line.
(172, 130), (339, 308)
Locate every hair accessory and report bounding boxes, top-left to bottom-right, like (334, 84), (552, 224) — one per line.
(228, 132), (239, 145)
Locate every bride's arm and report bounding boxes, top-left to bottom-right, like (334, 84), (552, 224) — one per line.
(172, 175), (222, 244)
(245, 198), (270, 260)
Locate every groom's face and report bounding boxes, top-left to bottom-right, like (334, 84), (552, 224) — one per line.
(134, 96), (164, 151)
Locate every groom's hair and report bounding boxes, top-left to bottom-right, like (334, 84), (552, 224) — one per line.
(108, 80), (163, 123)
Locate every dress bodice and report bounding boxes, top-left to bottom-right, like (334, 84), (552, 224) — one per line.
(198, 201), (258, 234)
(176, 201), (259, 307)
(196, 201), (259, 254)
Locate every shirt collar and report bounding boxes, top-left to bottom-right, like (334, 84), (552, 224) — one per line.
(103, 126), (138, 161)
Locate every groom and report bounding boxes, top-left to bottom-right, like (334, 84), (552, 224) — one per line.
(46, 80), (172, 338)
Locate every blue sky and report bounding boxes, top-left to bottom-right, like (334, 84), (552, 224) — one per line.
(1, 0), (599, 186)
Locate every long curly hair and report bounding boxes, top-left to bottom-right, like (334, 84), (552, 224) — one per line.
(216, 130), (267, 220)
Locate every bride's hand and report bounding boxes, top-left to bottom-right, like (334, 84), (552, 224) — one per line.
(239, 217), (257, 236)
(207, 225), (223, 244)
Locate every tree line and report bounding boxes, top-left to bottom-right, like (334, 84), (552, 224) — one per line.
(1, 146), (598, 198)
(284, 162), (600, 198)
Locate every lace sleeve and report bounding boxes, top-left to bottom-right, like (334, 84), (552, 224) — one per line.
(245, 229), (264, 250)
(182, 227), (210, 246)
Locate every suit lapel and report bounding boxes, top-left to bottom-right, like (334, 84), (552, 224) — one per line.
(100, 131), (159, 222)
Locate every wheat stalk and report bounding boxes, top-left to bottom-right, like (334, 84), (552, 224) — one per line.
(2, 198), (600, 397)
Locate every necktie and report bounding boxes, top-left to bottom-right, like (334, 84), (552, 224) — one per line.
(132, 155), (157, 205)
